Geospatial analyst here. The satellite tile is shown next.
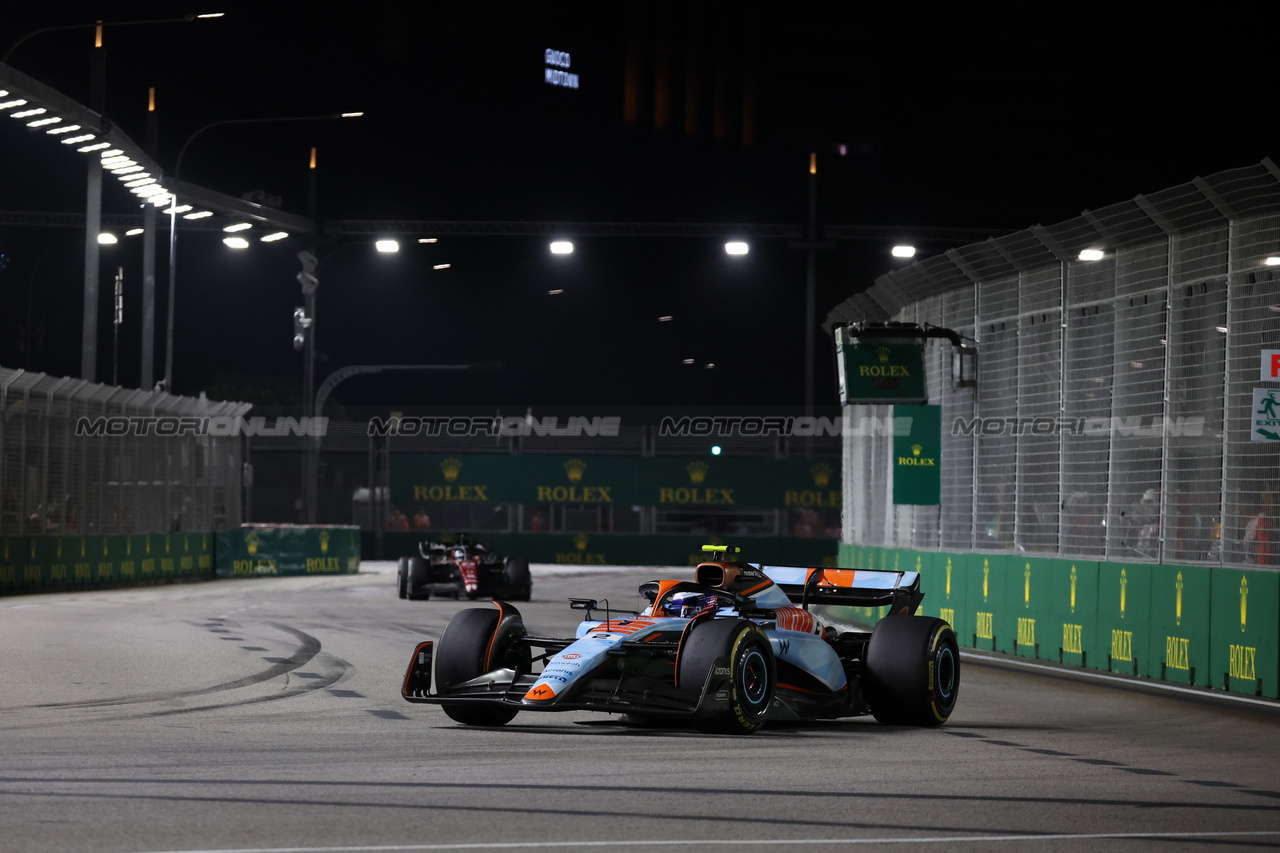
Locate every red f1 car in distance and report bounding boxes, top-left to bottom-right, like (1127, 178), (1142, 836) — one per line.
(397, 534), (531, 601)
(402, 545), (958, 733)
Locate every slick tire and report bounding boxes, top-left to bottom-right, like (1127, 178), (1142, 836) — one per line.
(677, 618), (774, 735)
(406, 556), (430, 601)
(503, 557), (532, 601)
(435, 606), (528, 726)
(396, 557), (408, 599)
(864, 615), (959, 727)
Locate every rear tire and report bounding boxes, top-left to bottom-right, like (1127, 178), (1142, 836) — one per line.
(406, 556), (430, 601)
(504, 557), (532, 601)
(677, 618), (774, 734)
(864, 616), (959, 726)
(434, 607), (527, 726)
(397, 557), (408, 599)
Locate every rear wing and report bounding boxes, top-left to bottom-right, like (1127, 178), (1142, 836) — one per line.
(758, 564), (923, 615)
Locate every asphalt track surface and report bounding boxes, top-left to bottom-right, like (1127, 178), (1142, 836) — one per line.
(2, 564), (1279, 853)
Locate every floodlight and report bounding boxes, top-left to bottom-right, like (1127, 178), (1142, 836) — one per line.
(260, 232), (288, 242)
(224, 223), (252, 232)
(891, 245), (916, 258)
(417, 237), (437, 243)
(339, 112), (364, 118)
(62, 134), (95, 144)
(125, 228), (144, 236)
(433, 263), (451, 270)
(47, 124), (80, 135)
(1078, 248), (1105, 261)
(658, 315), (673, 322)
(28, 117), (61, 128)
(375, 239), (399, 253)
(183, 210), (213, 219)
(548, 289), (564, 295)
(196, 12), (225, 18)
(78, 142), (111, 153)
(1266, 257), (1280, 266)
(724, 241), (748, 255)
(223, 237), (250, 249)
(683, 358), (695, 365)
(549, 241), (573, 254)
(98, 232), (118, 244)
(173, 205), (193, 214)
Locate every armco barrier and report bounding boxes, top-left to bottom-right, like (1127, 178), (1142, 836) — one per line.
(0, 533), (213, 595)
(216, 525), (361, 578)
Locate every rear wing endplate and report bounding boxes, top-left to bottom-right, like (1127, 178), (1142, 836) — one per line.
(758, 565), (923, 614)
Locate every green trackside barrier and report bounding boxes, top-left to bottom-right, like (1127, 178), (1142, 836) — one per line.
(1148, 564), (1212, 686)
(373, 532), (838, 570)
(931, 552), (967, 644)
(1097, 562), (1154, 677)
(837, 541), (856, 570)
(216, 526), (361, 578)
(1209, 567), (1278, 699)
(0, 533), (214, 595)
(970, 553), (1007, 652)
(1048, 558), (1098, 668)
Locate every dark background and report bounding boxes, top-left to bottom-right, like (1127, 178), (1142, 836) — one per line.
(0, 2), (1271, 410)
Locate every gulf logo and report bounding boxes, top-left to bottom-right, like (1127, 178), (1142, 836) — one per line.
(562, 653), (582, 660)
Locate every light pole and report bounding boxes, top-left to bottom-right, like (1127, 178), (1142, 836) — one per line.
(3, 12), (225, 385)
(164, 111), (361, 392)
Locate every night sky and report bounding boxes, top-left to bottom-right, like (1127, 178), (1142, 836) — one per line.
(0, 3), (1272, 411)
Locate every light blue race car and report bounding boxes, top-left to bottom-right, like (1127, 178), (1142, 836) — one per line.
(402, 545), (958, 734)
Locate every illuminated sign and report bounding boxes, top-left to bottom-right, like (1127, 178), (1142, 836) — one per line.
(545, 48), (579, 89)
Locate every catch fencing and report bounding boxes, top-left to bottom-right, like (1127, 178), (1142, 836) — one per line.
(830, 160), (1280, 570)
(0, 367), (250, 536)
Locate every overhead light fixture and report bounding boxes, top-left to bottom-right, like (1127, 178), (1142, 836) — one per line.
(417, 237), (437, 243)
(0, 99), (29, 110)
(375, 239), (400, 253)
(705, 363), (716, 369)
(98, 232), (118, 244)
(1216, 326), (1228, 333)
(658, 316), (673, 322)
(1265, 257), (1280, 266)
(548, 289), (564, 295)
(111, 165), (144, 175)
(124, 177), (156, 187)
(28, 116), (61, 128)
(224, 222), (252, 232)
(133, 186), (165, 197)
(172, 204), (193, 214)
(9, 107), (44, 119)
(339, 112), (364, 118)
(891, 245), (916, 258)
(433, 263), (451, 270)
(724, 241), (749, 255)
(683, 358), (695, 365)
(62, 134), (95, 145)
(196, 12), (225, 18)
(223, 236), (250, 249)
(183, 210), (213, 219)
(125, 228), (144, 237)
(47, 124), (80, 135)
(550, 241), (574, 255)
(78, 142), (111, 153)
(261, 232), (288, 242)
(1078, 248), (1105, 261)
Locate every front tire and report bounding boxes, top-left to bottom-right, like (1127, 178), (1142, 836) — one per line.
(864, 616), (959, 726)
(503, 557), (532, 601)
(406, 556), (431, 601)
(397, 557), (408, 599)
(434, 606), (528, 726)
(677, 619), (774, 734)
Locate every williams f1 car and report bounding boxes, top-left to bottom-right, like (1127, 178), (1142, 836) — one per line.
(397, 535), (531, 601)
(401, 545), (958, 733)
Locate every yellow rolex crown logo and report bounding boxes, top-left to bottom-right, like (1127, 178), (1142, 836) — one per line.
(574, 533), (589, 551)
(440, 457), (463, 482)
(687, 461), (709, 484)
(1241, 576), (1248, 632)
(876, 346), (890, 363)
(247, 533), (259, 556)
(565, 458), (587, 483)
(911, 444), (922, 456)
(319, 531), (330, 554)
(811, 463), (833, 488)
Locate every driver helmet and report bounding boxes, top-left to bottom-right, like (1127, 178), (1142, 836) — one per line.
(451, 547), (467, 561)
(666, 591), (715, 618)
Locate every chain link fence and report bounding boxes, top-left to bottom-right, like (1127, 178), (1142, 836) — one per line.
(830, 160), (1280, 569)
(0, 367), (250, 536)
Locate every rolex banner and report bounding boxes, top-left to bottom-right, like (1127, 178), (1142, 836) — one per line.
(390, 455), (843, 511)
(215, 525), (361, 578)
(892, 404), (941, 505)
(837, 331), (927, 404)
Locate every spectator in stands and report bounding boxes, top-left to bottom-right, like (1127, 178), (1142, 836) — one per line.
(389, 507), (410, 531)
(530, 511), (547, 532)
(413, 506), (431, 529)
(1245, 490), (1276, 565)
